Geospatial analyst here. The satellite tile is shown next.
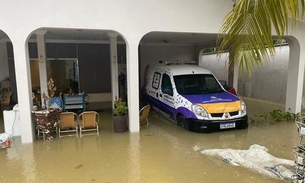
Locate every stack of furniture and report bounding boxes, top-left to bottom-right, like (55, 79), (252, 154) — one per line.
(0, 78), (12, 109)
(62, 93), (86, 113)
(0, 78), (11, 92)
(292, 115), (305, 182)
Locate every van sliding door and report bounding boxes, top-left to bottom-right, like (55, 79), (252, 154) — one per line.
(159, 74), (175, 120)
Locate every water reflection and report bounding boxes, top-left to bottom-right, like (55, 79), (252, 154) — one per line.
(21, 144), (37, 183)
(128, 133), (141, 182)
(1, 137), (37, 183)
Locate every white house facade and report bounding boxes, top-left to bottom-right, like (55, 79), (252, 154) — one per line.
(0, 0), (304, 143)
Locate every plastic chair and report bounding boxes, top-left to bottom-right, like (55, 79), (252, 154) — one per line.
(58, 112), (78, 137)
(78, 111), (100, 137)
(139, 105), (151, 127)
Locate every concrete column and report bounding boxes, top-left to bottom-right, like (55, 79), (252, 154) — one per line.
(108, 32), (119, 109)
(36, 30), (48, 108)
(12, 38), (34, 143)
(0, 40), (9, 81)
(285, 36), (304, 113)
(126, 40), (140, 132)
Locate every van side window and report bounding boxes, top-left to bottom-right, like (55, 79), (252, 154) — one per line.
(161, 74), (173, 96)
(152, 72), (161, 89)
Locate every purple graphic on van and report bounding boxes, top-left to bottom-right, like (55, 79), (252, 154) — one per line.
(181, 91), (239, 104)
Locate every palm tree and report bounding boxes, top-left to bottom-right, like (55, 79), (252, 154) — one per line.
(217, 0), (304, 75)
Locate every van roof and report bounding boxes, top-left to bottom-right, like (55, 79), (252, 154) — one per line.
(153, 64), (213, 76)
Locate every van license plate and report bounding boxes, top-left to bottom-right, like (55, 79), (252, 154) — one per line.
(220, 122), (235, 129)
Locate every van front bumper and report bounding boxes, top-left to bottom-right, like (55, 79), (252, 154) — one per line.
(188, 115), (248, 132)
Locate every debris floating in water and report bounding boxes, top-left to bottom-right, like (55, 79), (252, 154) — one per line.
(195, 144), (295, 180)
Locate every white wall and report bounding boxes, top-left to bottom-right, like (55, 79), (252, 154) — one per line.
(0, 0), (233, 38)
(201, 46), (290, 104)
(241, 46), (289, 104)
(199, 52), (229, 81)
(1, 0), (304, 142)
(139, 45), (195, 87)
(0, 0), (236, 143)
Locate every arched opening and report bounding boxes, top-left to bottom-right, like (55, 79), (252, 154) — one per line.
(0, 30), (18, 136)
(138, 31), (219, 106)
(27, 28), (127, 111)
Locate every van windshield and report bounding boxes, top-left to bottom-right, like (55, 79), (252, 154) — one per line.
(173, 74), (223, 95)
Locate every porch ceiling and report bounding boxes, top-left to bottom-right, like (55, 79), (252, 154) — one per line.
(0, 29), (218, 47)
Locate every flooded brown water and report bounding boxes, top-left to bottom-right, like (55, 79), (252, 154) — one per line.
(0, 98), (300, 183)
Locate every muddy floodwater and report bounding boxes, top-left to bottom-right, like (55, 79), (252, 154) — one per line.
(0, 98), (300, 183)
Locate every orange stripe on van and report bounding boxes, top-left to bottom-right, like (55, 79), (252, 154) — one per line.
(198, 101), (241, 113)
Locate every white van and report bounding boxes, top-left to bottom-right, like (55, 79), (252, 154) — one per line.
(145, 62), (248, 132)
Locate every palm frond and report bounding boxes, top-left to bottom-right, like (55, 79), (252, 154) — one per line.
(217, 0), (304, 76)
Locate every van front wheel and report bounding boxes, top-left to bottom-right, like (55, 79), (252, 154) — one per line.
(177, 116), (189, 130)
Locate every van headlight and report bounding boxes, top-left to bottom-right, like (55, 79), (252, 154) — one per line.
(192, 105), (208, 117)
(241, 100), (246, 115)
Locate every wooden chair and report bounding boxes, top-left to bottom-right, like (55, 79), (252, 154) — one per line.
(139, 105), (151, 127)
(58, 112), (78, 138)
(78, 111), (100, 137)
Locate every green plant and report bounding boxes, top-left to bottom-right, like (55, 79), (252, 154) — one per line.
(269, 109), (296, 122)
(217, 0), (303, 75)
(113, 98), (128, 116)
(250, 109), (296, 125)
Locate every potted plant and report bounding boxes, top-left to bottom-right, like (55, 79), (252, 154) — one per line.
(113, 98), (128, 116)
(113, 98), (128, 132)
